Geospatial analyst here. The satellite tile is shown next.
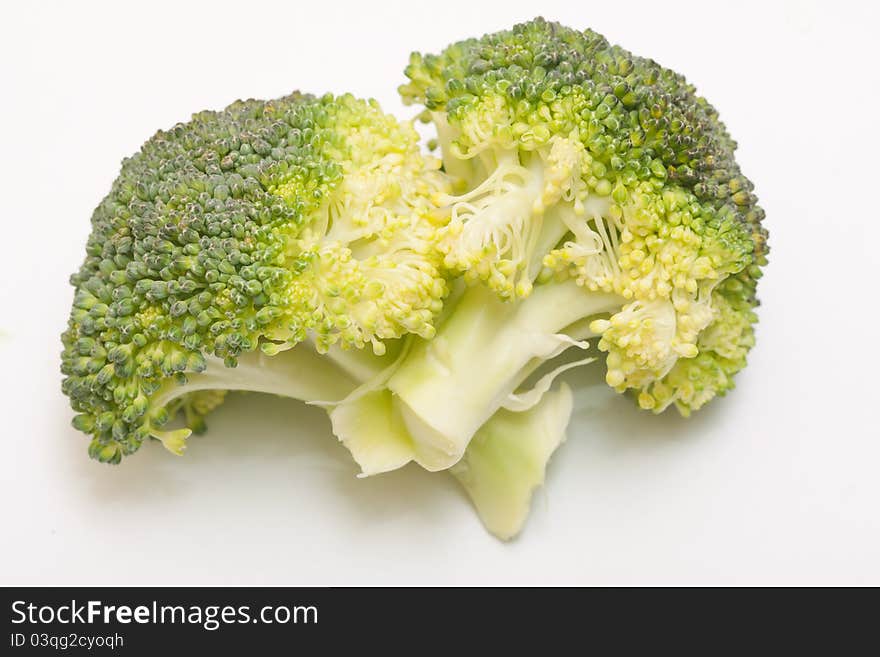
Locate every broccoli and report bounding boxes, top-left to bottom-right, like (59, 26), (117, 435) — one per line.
(60, 92), (452, 461)
(61, 19), (768, 541)
(336, 18), (768, 479)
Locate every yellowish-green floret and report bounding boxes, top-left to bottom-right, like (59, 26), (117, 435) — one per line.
(375, 17), (768, 470)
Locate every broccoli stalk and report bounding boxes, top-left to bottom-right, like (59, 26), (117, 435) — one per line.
(147, 335), (575, 539)
(143, 335), (573, 539)
(388, 281), (620, 469)
(142, 344), (373, 455)
(450, 383), (573, 540)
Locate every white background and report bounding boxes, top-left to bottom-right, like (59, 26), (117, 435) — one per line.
(1, 0), (878, 585)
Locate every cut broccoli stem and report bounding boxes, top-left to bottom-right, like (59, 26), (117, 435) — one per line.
(450, 382), (573, 540)
(387, 279), (623, 470)
(329, 388), (416, 476)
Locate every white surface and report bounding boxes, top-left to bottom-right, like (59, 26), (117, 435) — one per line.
(1, 0), (878, 586)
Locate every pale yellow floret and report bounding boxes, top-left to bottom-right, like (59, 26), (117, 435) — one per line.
(452, 95), (517, 159)
(273, 103), (452, 353)
(436, 136), (590, 299)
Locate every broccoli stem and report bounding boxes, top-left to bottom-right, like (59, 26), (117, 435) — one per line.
(151, 346), (361, 419)
(387, 279), (623, 470)
(450, 383), (573, 540)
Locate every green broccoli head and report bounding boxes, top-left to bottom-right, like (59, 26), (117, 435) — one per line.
(59, 21), (770, 541)
(61, 92), (450, 462)
(395, 18), (767, 421)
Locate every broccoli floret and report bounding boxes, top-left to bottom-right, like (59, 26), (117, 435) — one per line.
(61, 92), (450, 462)
(357, 18), (769, 471)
